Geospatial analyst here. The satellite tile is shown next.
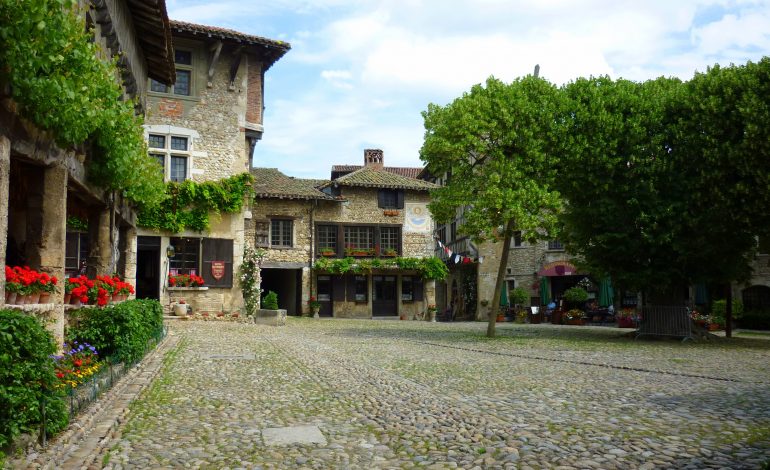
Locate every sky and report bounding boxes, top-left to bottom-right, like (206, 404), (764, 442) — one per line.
(166, 0), (770, 179)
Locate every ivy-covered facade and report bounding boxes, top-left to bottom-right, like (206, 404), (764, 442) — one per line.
(134, 21), (289, 314)
(249, 149), (444, 318)
(0, 0), (175, 345)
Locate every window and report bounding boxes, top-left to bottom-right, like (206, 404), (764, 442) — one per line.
(354, 275), (367, 302)
(380, 226), (399, 255)
(548, 239), (564, 250)
(149, 48), (194, 96)
(436, 226), (447, 245)
(402, 276), (414, 301)
(65, 232), (89, 277)
(271, 219), (293, 247)
(759, 236), (770, 255)
(344, 226), (374, 254)
(450, 220), (457, 242)
(147, 133), (191, 182)
(169, 237), (200, 275)
(317, 225), (337, 255)
(513, 231), (523, 247)
(378, 189), (404, 209)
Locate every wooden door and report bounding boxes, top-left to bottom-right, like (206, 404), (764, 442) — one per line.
(372, 275), (397, 316)
(317, 275), (333, 317)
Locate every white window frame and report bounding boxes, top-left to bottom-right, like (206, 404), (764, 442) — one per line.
(144, 125), (199, 182)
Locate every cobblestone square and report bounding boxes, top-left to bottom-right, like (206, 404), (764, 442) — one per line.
(105, 320), (770, 469)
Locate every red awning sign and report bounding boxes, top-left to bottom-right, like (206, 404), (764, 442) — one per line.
(538, 261), (579, 277)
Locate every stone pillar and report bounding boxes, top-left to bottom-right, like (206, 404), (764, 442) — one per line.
(36, 165), (68, 347)
(87, 207), (112, 277)
(425, 279), (437, 321)
(122, 226), (137, 291)
(0, 136), (9, 295)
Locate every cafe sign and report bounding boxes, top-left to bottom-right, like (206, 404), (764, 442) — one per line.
(211, 261), (226, 280)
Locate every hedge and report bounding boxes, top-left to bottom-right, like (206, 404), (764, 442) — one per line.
(68, 299), (164, 364)
(0, 310), (68, 448)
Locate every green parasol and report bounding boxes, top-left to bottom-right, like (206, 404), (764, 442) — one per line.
(539, 277), (550, 305)
(500, 281), (510, 307)
(598, 277), (614, 307)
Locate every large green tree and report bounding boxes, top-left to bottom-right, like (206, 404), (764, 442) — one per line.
(558, 59), (770, 335)
(420, 75), (563, 337)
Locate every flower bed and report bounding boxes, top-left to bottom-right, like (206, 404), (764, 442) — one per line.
(65, 275), (135, 307)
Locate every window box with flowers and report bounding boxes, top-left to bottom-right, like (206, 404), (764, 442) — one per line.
(564, 309), (586, 325)
(168, 274), (206, 288)
(319, 248), (337, 257)
(344, 247), (376, 257)
(5, 266), (59, 305)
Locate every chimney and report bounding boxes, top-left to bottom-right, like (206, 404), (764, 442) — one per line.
(364, 148), (384, 169)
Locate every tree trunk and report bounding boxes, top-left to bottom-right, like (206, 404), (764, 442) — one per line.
(487, 219), (515, 338)
(725, 283), (733, 338)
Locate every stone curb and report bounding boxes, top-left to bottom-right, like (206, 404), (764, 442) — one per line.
(10, 330), (179, 470)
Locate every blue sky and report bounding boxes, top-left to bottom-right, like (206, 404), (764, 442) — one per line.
(167, 0), (770, 179)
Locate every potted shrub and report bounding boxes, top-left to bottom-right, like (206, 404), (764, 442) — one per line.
(563, 287), (589, 308)
(308, 296), (321, 317)
(319, 248), (336, 257)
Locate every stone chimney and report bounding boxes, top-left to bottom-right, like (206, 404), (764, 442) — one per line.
(364, 149), (384, 169)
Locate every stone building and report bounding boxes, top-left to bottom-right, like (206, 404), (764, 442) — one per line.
(135, 21), (288, 314)
(249, 149), (438, 318)
(248, 168), (341, 315)
(1, 0), (175, 344)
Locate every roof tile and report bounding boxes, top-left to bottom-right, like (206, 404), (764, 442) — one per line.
(251, 168), (339, 200)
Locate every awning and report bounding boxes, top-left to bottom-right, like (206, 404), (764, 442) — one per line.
(537, 261), (580, 277)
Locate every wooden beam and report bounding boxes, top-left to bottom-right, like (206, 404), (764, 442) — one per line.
(207, 41), (223, 88)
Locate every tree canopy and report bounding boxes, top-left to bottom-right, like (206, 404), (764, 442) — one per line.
(420, 75), (564, 336)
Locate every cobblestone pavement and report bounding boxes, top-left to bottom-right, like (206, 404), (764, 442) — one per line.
(103, 320), (770, 469)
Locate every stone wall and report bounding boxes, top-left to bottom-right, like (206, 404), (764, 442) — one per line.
(250, 198), (314, 266)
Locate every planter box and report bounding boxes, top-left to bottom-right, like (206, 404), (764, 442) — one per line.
(254, 309), (287, 326)
(617, 317), (635, 328)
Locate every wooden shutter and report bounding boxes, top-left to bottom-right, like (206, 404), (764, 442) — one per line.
(396, 190), (405, 209)
(414, 277), (424, 301)
(202, 238), (233, 288)
(332, 275), (346, 301)
(377, 189), (386, 208)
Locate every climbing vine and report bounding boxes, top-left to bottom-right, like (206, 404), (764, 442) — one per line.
(0, 0), (165, 205)
(137, 173), (254, 233)
(239, 246), (266, 317)
(313, 256), (448, 280)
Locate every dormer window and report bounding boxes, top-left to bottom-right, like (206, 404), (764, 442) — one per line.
(378, 189), (404, 209)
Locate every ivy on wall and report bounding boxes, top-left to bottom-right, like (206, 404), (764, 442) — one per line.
(313, 256), (449, 280)
(137, 173), (253, 233)
(0, 0), (165, 205)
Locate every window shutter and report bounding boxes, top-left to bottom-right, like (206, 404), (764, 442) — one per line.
(396, 190), (405, 209)
(414, 277), (424, 301)
(332, 275), (346, 301)
(202, 238), (233, 288)
(377, 189), (386, 208)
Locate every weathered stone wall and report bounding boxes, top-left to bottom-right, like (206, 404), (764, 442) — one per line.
(250, 198), (313, 265)
(145, 40), (251, 181)
(506, 241), (574, 306)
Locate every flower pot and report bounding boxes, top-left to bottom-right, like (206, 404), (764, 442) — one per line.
(173, 303), (188, 316)
(39, 292), (51, 304)
(618, 317), (635, 328)
(551, 311), (563, 325)
(707, 323), (721, 331)
(496, 314), (504, 323)
(27, 292), (41, 304)
(565, 318), (585, 326)
(70, 297), (82, 307)
(5, 292), (16, 305)
(63, 293), (71, 304)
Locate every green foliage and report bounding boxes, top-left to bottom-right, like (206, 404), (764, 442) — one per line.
(262, 291), (279, 310)
(239, 246), (266, 316)
(0, 0), (165, 206)
(313, 256), (449, 280)
(563, 287), (589, 304)
(0, 310), (69, 448)
(510, 287), (529, 306)
(711, 299), (744, 326)
(137, 173), (254, 233)
(420, 76), (564, 243)
(558, 60), (770, 292)
(68, 299), (163, 364)
(66, 216), (88, 232)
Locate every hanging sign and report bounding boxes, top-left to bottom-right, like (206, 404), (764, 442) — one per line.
(211, 261), (226, 280)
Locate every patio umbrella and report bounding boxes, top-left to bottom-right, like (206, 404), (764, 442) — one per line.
(500, 281), (510, 307)
(539, 277), (550, 305)
(598, 277), (614, 307)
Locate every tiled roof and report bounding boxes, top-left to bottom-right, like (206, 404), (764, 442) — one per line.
(251, 168), (339, 200)
(331, 165), (423, 179)
(325, 167), (438, 191)
(170, 20), (290, 69)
